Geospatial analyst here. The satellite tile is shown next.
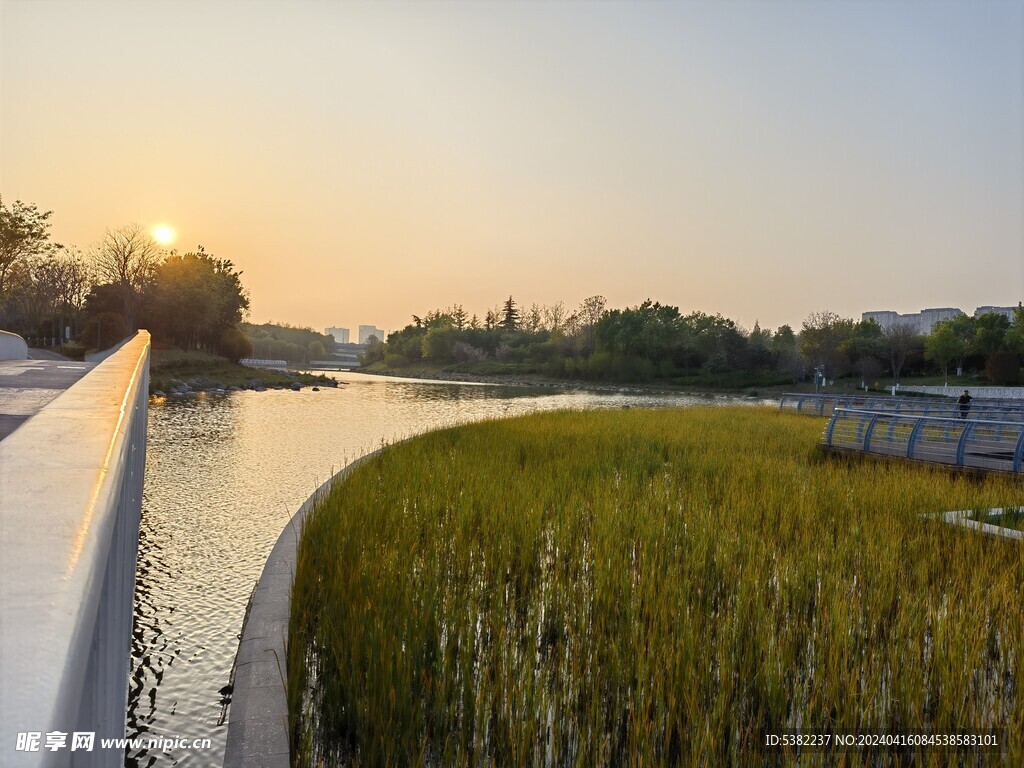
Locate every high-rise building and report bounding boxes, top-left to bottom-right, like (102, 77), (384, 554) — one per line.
(325, 327), (350, 344)
(974, 306), (1018, 321)
(863, 305), (1016, 335)
(358, 325), (386, 344)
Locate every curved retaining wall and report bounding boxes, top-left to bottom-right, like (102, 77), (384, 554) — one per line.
(0, 329), (28, 360)
(224, 449), (383, 768)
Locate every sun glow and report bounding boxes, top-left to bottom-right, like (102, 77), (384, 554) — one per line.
(153, 225), (176, 245)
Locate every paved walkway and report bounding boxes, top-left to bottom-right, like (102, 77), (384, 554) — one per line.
(0, 358), (95, 441)
(26, 347), (74, 361)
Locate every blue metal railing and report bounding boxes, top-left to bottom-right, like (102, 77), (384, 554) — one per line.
(823, 407), (1024, 473)
(781, 392), (1024, 422)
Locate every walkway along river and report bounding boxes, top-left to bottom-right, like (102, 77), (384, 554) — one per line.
(126, 371), (761, 767)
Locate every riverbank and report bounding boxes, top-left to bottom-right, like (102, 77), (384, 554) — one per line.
(358, 362), (1023, 399)
(355, 363), (778, 397)
(149, 348), (337, 395)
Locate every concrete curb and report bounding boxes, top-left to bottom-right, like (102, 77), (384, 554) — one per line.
(928, 507), (1024, 541)
(223, 449), (384, 768)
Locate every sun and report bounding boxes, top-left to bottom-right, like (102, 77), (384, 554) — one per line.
(153, 225), (176, 245)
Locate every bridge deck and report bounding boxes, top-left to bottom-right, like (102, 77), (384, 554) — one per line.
(0, 359), (95, 440)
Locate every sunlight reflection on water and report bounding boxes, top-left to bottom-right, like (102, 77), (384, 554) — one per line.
(126, 373), (761, 766)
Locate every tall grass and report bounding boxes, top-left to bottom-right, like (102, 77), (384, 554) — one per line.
(288, 408), (1023, 766)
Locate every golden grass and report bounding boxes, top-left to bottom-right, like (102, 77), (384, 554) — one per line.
(289, 407), (1023, 766)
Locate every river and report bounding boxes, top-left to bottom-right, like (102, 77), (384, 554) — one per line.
(125, 371), (757, 767)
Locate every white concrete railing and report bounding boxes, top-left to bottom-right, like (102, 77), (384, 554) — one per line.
(0, 329), (29, 360)
(0, 331), (150, 767)
(900, 385), (1024, 400)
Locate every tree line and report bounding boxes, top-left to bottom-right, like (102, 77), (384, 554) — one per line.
(0, 196), (252, 360)
(368, 297), (1024, 386)
(241, 321), (336, 366)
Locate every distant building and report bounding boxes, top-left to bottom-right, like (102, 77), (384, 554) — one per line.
(358, 325), (386, 344)
(862, 305), (1018, 335)
(973, 306), (1018, 321)
(917, 308), (965, 334)
(325, 326), (350, 344)
(861, 310), (903, 329)
(862, 308), (963, 335)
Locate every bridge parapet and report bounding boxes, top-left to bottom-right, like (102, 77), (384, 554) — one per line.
(0, 331), (150, 766)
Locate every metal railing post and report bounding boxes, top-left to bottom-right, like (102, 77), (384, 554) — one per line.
(825, 409), (841, 445)
(1013, 429), (1024, 473)
(955, 421), (975, 466)
(863, 414), (882, 451)
(906, 417), (926, 459)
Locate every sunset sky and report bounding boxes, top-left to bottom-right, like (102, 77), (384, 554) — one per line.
(2, 0), (1022, 337)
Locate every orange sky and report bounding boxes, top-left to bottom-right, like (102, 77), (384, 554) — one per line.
(2, 0), (1022, 337)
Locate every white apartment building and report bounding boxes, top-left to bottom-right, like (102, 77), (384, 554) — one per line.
(325, 327), (350, 344)
(358, 325), (386, 344)
(861, 307), (964, 335)
(861, 304), (1020, 335)
(973, 306), (1018, 321)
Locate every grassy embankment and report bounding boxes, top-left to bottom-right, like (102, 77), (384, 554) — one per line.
(289, 408), (1023, 767)
(148, 348), (335, 393)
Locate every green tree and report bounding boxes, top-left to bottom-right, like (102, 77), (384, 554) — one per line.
(575, 295), (606, 355)
(501, 296), (520, 331)
(1006, 303), (1024, 355)
(772, 324), (803, 379)
(422, 323), (458, 361)
(0, 197), (56, 327)
(882, 323), (921, 384)
(746, 321), (773, 369)
(93, 223), (163, 331)
(219, 327), (253, 363)
(946, 315), (976, 376)
(799, 311), (855, 379)
(484, 308), (498, 331)
(149, 247), (249, 350)
(308, 340), (326, 360)
(841, 320), (884, 387)
(925, 323), (956, 378)
(597, 300), (682, 362)
(449, 304), (468, 331)
(973, 311), (1011, 358)
(360, 335), (385, 365)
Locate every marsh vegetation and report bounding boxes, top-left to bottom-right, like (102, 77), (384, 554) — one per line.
(289, 408), (1022, 766)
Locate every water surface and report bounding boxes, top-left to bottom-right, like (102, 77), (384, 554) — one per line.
(126, 373), (757, 766)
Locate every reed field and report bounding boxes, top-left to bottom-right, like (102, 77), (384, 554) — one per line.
(288, 407), (1023, 767)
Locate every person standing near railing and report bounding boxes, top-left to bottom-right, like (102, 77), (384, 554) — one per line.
(957, 389), (973, 419)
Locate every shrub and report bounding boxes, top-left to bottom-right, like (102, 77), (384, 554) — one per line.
(453, 341), (487, 363)
(986, 350), (1022, 384)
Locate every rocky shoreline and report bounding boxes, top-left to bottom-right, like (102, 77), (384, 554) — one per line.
(152, 374), (340, 398)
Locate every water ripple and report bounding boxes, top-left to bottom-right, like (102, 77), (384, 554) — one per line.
(125, 375), (755, 766)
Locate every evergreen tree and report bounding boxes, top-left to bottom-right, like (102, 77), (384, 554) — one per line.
(502, 295), (520, 331)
